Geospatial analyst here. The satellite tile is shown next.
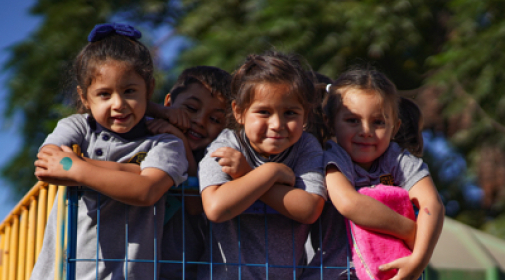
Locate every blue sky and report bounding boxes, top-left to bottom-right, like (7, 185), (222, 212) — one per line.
(0, 0), (40, 220)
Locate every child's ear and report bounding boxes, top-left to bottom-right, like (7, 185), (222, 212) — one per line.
(164, 93), (172, 107)
(77, 86), (89, 109)
(392, 119), (402, 139)
(232, 101), (244, 125)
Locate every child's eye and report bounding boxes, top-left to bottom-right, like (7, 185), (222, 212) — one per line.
(98, 92), (110, 98)
(124, 88), (136, 94)
(210, 116), (222, 124)
(185, 105), (197, 112)
(374, 119), (386, 126)
(257, 110), (270, 116)
(285, 110), (298, 116)
(345, 118), (359, 124)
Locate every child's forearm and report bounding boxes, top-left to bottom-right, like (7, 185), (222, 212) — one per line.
(409, 177), (445, 267)
(341, 192), (416, 240)
(411, 200), (444, 268)
(71, 160), (174, 206)
(201, 163), (283, 223)
(83, 158), (141, 174)
(260, 185), (325, 224)
(146, 101), (168, 119)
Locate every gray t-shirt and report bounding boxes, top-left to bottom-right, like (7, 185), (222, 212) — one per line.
(30, 114), (188, 280)
(198, 129), (326, 280)
(302, 140), (430, 280)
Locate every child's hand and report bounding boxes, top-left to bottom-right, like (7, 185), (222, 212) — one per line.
(271, 163), (295, 187)
(378, 254), (424, 280)
(147, 118), (185, 139)
(34, 145), (82, 185)
(211, 147), (252, 179)
(163, 107), (190, 132)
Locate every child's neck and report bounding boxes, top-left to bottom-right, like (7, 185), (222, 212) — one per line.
(92, 116), (149, 140)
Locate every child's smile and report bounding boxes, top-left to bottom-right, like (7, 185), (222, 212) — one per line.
(234, 83), (305, 158)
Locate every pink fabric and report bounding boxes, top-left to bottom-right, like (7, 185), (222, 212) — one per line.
(347, 184), (415, 280)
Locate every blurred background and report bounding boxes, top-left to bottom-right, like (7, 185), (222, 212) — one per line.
(0, 0), (504, 242)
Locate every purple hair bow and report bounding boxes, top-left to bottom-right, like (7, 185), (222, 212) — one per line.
(88, 23), (142, 42)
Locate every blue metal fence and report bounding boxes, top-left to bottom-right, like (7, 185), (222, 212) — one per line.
(63, 181), (422, 280)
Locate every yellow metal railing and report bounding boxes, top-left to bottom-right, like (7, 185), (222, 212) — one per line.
(0, 145), (79, 280)
(0, 181), (63, 280)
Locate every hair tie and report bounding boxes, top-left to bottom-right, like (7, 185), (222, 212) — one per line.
(326, 83), (332, 93)
(88, 23), (142, 42)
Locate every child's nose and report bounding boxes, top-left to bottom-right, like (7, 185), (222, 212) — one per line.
(269, 114), (283, 130)
(192, 112), (205, 127)
(360, 122), (373, 137)
(111, 94), (126, 110)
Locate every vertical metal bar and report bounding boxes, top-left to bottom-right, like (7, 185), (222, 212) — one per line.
(36, 186), (48, 258)
(181, 190), (185, 280)
(55, 186), (67, 280)
(17, 208), (28, 280)
(95, 193), (101, 280)
(8, 217), (19, 280)
(66, 188), (78, 280)
(124, 204), (129, 280)
(2, 225), (11, 280)
(264, 209), (268, 280)
(25, 197), (37, 280)
(0, 231), (4, 280)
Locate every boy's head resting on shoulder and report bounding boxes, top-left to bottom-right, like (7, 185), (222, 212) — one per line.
(72, 23), (154, 134)
(165, 66), (232, 151)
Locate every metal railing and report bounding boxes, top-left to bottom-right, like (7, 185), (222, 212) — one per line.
(0, 144), (426, 280)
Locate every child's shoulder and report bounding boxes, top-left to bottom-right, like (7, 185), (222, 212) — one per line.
(383, 142), (423, 164)
(52, 113), (92, 134)
(59, 113), (89, 124)
(207, 128), (242, 149)
(290, 132), (323, 155)
(323, 140), (353, 164)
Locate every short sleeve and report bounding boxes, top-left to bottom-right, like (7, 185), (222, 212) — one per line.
(387, 143), (430, 191)
(293, 133), (326, 200)
(41, 114), (89, 150)
(324, 140), (356, 185)
(141, 134), (188, 187)
(198, 129), (239, 192)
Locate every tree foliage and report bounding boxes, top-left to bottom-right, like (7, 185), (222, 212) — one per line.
(3, 0), (505, 235)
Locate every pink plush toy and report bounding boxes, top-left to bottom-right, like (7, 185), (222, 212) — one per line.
(347, 184), (416, 280)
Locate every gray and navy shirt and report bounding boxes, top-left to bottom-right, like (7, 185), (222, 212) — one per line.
(198, 129), (326, 280)
(302, 140), (429, 280)
(30, 114), (188, 280)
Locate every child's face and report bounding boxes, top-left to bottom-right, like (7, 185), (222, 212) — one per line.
(234, 83), (304, 158)
(165, 83), (227, 151)
(332, 88), (398, 171)
(79, 61), (150, 134)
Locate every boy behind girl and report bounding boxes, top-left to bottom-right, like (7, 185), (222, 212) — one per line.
(147, 66), (232, 280)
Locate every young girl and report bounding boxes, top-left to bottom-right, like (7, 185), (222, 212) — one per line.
(309, 67), (444, 280)
(31, 23), (188, 280)
(197, 51), (327, 279)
